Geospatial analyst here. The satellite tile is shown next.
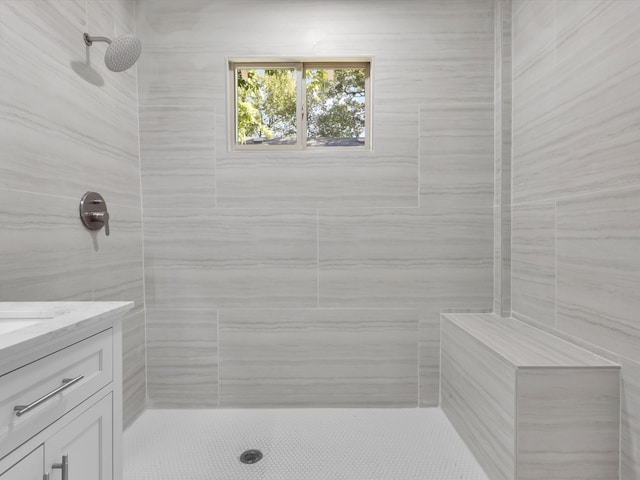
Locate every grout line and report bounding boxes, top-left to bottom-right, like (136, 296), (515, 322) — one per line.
(417, 103), (421, 210)
(514, 365), (519, 479)
(554, 199), (558, 329)
(214, 104), (218, 209)
(138, 104), (199, 108)
(511, 183), (640, 208)
(131, 0), (149, 411)
(511, 310), (620, 367)
(619, 366), (622, 480)
(0, 186), (145, 211)
(216, 309), (220, 408)
(150, 307), (421, 312)
(494, 0), (500, 317)
(317, 209), (320, 308)
(138, 205), (495, 212)
(553, 0), (558, 69)
(509, 0), (515, 319)
(417, 314), (421, 407)
(438, 314), (442, 408)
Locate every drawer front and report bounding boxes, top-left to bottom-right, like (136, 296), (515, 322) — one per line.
(0, 329), (112, 460)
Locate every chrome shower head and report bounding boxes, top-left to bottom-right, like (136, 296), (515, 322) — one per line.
(84, 32), (141, 72)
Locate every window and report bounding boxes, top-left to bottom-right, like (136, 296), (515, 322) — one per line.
(229, 60), (371, 150)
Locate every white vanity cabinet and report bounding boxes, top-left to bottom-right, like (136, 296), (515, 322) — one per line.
(0, 393), (111, 480)
(44, 392), (113, 480)
(0, 446), (43, 480)
(0, 302), (132, 480)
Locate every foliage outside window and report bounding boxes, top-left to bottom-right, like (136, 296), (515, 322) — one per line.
(230, 60), (370, 150)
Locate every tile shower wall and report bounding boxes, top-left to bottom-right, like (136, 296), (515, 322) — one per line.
(511, 0), (640, 478)
(0, 0), (145, 428)
(136, 0), (495, 408)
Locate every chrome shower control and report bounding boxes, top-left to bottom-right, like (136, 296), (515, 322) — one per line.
(91, 211), (110, 235)
(80, 192), (111, 236)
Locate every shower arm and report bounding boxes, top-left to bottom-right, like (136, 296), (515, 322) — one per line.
(84, 33), (112, 46)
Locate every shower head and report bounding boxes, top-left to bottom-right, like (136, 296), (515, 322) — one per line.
(83, 32), (141, 72)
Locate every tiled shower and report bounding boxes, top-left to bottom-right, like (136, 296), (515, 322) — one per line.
(138, 0), (495, 412)
(1, 0), (639, 479)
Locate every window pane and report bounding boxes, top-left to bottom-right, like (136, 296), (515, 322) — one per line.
(236, 67), (297, 145)
(305, 67), (366, 147)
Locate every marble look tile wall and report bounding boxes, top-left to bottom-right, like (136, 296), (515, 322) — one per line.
(136, 0), (495, 407)
(511, 202), (555, 326)
(218, 309), (419, 407)
(511, 1), (640, 477)
(147, 309), (218, 408)
(441, 318), (516, 480)
(0, 0), (145, 429)
(517, 368), (620, 480)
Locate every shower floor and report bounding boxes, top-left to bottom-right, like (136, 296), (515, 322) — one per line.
(123, 408), (488, 480)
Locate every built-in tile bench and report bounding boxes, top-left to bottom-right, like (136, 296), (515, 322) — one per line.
(441, 313), (620, 480)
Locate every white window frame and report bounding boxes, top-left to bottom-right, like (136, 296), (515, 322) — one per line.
(228, 58), (371, 151)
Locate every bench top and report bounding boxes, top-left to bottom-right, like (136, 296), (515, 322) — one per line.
(442, 313), (618, 368)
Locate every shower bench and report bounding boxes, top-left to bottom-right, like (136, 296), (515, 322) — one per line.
(440, 312), (620, 480)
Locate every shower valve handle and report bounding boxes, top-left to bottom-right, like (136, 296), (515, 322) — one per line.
(91, 211), (110, 236)
(79, 191), (111, 236)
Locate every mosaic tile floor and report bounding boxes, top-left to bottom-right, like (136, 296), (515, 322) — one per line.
(124, 408), (488, 480)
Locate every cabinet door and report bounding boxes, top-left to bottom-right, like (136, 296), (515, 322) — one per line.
(45, 394), (112, 480)
(0, 445), (44, 480)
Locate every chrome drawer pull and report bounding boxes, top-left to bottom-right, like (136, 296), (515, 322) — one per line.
(14, 375), (85, 417)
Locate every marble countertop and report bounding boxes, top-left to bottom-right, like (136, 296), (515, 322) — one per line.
(0, 301), (134, 374)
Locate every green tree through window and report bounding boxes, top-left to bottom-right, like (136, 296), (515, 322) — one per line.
(234, 62), (369, 148)
(236, 68), (297, 144)
(306, 68), (365, 140)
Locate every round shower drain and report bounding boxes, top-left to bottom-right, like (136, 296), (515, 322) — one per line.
(240, 449), (263, 464)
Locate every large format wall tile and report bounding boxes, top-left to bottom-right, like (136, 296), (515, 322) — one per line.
(0, 189), (93, 302)
(373, 1), (494, 105)
(557, 188), (640, 365)
(92, 203), (145, 314)
(512, 0), (555, 79)
(511, 202), (556, 326)
(0, 1), (141, 208)
(555, 0), (640, 71)
(517, 368), (620, 480)
(420, 104), (494, 208)
(144, 209), (317, 309)
(513, 0), (640, 205)
(140, 106), (216, 209)
(218, 309), (419, 407)
(147, 309), (218, 408)
(319, 206), (493, 308)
